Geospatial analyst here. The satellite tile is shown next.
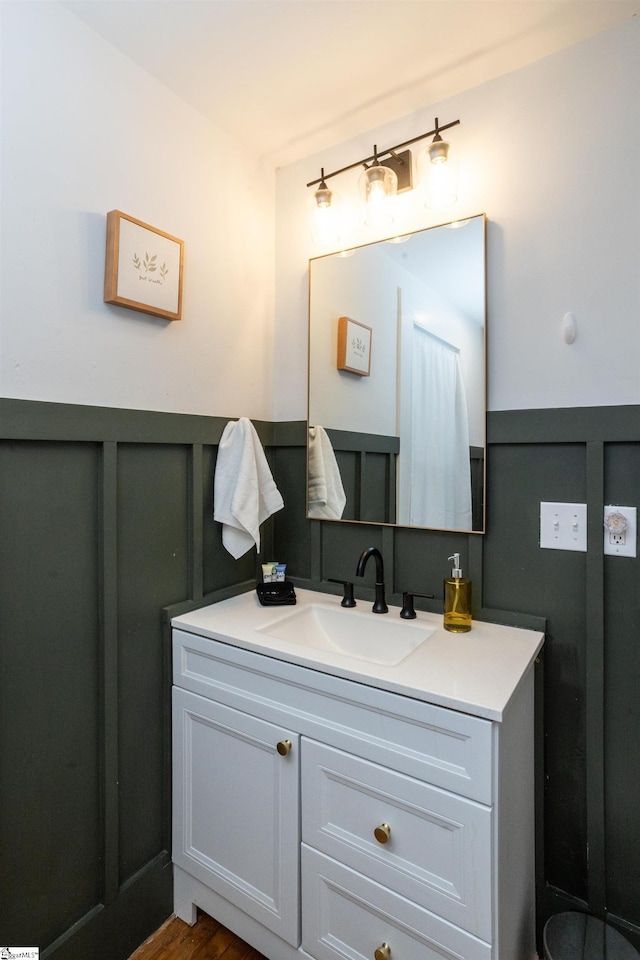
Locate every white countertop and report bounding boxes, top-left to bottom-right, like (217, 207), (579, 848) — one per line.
(172, 588), (544, 721)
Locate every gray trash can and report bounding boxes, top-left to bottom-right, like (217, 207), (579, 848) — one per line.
(543, 912), (640, 960)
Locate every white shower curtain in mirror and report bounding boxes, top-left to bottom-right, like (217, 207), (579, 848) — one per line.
(409, 326), (472, 529)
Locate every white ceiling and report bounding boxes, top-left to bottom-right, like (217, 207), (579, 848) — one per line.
(62, 0), (639, 167)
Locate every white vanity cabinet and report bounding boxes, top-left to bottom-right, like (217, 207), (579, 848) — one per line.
(172, 593), (543, 960)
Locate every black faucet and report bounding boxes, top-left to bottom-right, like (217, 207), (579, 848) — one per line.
(356, 546), (388, 614)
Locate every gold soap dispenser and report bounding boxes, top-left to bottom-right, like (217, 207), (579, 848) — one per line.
(443, 553), (472, 633)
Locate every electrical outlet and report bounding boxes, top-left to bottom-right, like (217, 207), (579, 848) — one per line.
(604, 505), (637, 557)
(540, 502), (587, 551)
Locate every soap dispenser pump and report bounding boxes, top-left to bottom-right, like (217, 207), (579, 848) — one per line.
(443, 553), (472, 633)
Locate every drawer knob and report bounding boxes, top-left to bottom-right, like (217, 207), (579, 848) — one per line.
(374, 822), (391, 844)
(276, 739), (292, 756)
(374, 944), (391, 960)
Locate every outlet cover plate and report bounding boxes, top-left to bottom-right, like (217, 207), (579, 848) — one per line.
(540, 501), (587, 551)
(604, 505), (637, 557)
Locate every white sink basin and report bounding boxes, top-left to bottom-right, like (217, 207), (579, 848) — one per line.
(257, 603), (435, 666)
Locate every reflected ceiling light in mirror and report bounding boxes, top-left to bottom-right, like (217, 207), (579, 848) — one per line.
(359, 147), (398, 228)
(420, 118), (458, 210)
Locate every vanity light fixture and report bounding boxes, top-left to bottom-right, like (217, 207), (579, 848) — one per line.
(359, 146), (398, 228)
(306, 117), (460, 230)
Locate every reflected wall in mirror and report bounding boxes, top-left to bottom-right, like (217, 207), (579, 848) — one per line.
(308, 213), (486, 533)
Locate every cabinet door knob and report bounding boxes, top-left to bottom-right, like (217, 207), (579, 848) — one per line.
(374, 822), (391, 844)
(276, 739), (292, 756)
(374, 944), (391, 960)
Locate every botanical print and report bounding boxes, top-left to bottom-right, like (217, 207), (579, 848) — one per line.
(342, 317), (371, 375)
(132, 251), (170, 283)
(350, 333), (367, 361)
(115, 217), (180, 314)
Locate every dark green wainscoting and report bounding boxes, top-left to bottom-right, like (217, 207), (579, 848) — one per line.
(0, 401), (273, 959)
(1, 399), (639, 957)
(315, 428), (484, 529)
(322, 428), (399, 523)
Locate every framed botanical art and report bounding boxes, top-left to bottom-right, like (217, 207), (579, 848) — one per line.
(337, 315), (372, 376)
(104, 210), (184, 320)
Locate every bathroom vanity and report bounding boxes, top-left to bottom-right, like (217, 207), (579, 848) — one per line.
(171, 588), (544, 960)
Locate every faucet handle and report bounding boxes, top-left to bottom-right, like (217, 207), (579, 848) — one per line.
(328, 578), (356, 607)
(400, 592), (435, 619)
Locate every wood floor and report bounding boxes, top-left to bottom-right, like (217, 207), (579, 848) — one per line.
(128, 910), (268, 960)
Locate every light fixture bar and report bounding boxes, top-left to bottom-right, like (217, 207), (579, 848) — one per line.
(306, 118), (460, 188)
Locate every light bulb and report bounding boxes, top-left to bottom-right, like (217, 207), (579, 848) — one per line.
(428, 137), (450, 164)
(359, 160), (397, 228)
(420, 142), (458, 209)
(310, 178), (344, 250)
(314, 180), (332, 209)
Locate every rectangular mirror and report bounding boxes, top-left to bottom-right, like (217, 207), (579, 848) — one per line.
(308, 213), (486, 533)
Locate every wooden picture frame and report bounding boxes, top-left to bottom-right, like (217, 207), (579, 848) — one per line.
(104, 210), (184, 320)
(337, 316), (372, 376)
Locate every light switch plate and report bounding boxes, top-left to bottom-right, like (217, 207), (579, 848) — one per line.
(540, 501), (587, 551)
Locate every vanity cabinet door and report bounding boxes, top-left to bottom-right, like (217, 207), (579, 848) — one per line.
(172, 687), (300, 945)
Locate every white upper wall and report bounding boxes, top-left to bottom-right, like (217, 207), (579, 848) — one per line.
(274, 17), (640, 418)
(2, 8), (638, 421)
(0, 1), (275, 419)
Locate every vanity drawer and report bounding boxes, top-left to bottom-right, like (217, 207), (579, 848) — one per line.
(302, 739), (491, 941)
(302, 845), (491, 960)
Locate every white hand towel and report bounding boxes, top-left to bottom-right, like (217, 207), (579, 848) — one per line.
(214, 418), (284, 558)
(308, 426), (346, 520)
